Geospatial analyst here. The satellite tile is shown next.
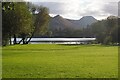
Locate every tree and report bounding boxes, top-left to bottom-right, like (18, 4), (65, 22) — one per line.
(15, 2), (33, 44)
(26, 6), (50, 43)
(2, 2), (32, 45)
(106, 16), (118, 45)
(89, 16), (119, 45)
(2, 2), (15, 45)
(118, 18), (120, 44)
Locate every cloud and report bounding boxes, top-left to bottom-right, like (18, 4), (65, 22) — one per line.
(102, 2), (118, 16)
(118, 1), (120, 17)
(76, 0), (118, 20)
(33, 2), (66, 15)
(30, 0), (119, 20)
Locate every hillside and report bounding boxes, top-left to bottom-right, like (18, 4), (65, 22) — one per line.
(47, 15), (97, 37)
(49, 15), (97, 31)
(49, 15), (78, 31)
(68, 16), (97, 28)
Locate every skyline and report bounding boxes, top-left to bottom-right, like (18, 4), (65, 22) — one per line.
(26, 0), (119, 20)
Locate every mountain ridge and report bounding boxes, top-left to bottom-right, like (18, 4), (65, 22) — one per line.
(49, 15), (98, 30)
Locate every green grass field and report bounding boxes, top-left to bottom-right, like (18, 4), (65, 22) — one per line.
(2, 44), (118, 78)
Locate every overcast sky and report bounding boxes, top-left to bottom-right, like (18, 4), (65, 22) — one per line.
(25, 0), (119, 20)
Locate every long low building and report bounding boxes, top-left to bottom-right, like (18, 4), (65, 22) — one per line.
(29, 38), (96, 42)
(11, 38), (96, 44)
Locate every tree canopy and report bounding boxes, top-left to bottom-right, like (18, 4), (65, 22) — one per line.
(2, 2), (50, 46)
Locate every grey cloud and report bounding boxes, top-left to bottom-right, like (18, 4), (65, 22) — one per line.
(118, 1), (120, 16)
(33, 2), (66, 15)
(102, 2), (118, 16)
(77, 7), (103, 19)
(32, 1), (119, 20)
(79, 10), (101, 17)
(77, 2), (118, 19)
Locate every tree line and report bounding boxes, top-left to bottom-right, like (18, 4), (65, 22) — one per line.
(89, 16), (119, 45)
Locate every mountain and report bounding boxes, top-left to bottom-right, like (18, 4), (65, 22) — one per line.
(68, 16), (97, 28)
(48, 15), (98, 37)
(49, 15), (77, 31)
(49, 15), (97, 31)
(79, 16), (98, 27)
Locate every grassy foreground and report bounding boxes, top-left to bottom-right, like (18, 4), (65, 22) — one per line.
(2, 44), (118, 78)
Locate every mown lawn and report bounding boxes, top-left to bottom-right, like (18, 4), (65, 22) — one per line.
(2, 44), (118, 78)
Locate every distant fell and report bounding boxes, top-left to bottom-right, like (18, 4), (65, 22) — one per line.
(49, 15), (98, 31)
